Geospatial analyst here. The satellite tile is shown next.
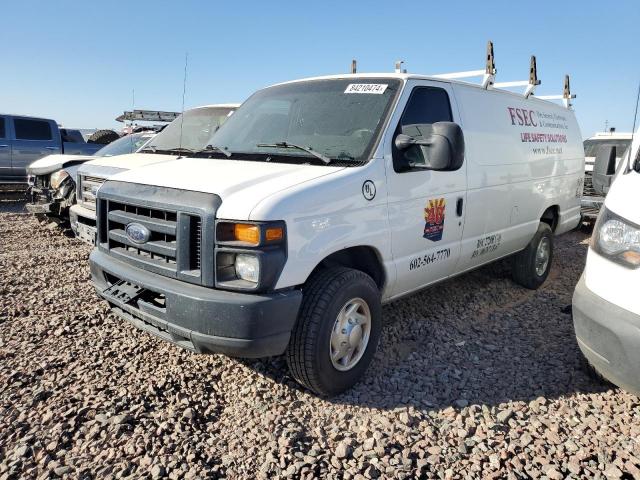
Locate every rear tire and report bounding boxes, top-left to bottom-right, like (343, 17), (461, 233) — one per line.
(286, 267), (382, 396)
(512, 222), (553, 290)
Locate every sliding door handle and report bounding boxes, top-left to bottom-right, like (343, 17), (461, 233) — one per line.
(456, 197), (464, 217)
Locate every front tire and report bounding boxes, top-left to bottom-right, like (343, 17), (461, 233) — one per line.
(512, 222), (553, 290)
(286, 267), (382, 396)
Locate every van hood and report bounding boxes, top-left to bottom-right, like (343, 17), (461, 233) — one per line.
(109, 157), (344, 219)
(605, 170), (640, 225)
(27, 154), (93, 176)
(80, 152), (178, 169)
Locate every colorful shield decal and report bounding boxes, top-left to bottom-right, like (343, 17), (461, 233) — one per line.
(423, 198), (446, 241)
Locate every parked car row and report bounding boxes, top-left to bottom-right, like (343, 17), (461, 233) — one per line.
(16, 49), (640, 397)
(70, 104), (239, 244)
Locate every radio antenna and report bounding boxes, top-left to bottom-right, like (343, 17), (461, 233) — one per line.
(177, 53), (189, 155)
(627, 81), (640, 172)
(130, 88), (135, 148)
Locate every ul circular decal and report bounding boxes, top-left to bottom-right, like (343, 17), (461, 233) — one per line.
(362, 180), (376, 201)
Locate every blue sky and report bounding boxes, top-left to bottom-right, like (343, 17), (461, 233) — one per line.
(1, 0), (638, 137)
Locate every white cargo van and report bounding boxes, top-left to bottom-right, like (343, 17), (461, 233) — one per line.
(70, 104), (239, 244)
(89, 62), (584, 395)
(573, 128), (640, 395)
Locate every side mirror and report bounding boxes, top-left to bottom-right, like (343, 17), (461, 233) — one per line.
(592, 145), (617, 196)
(394, 122), (465, 172)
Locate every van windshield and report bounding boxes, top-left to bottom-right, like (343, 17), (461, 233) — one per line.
(95, 132), (154, 157)
(206, 79), (401, 164)
(143, 107), (236, 153)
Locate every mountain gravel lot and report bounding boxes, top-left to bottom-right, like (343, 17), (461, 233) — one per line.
(1, 204), (639, 479)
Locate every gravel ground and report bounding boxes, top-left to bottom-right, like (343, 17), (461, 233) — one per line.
(1, 208), (639, 479)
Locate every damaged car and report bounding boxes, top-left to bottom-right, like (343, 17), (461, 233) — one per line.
(26, 131), (156, 224)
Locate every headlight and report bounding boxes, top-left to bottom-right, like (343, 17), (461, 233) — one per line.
(235, 254), (260, 283)
(50, 170), (70, 189)
(592, 207), (640, 268)
(215, 221), (287, 292)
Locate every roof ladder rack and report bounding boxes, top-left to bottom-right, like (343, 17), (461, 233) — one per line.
(432, 40), (496, 89)
(494, 55), (541, 98)
(351, 59), (357, 74)
(116, 109), (180, 123)
(538, 75), (576, 108)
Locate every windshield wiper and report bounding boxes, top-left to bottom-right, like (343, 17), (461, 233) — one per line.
(140, 146), (195, 155)
(196, 144), (232, 158)
(256, 142), (331, 165)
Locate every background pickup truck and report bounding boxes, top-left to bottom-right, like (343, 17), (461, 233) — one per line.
(0, 114), (105, 184)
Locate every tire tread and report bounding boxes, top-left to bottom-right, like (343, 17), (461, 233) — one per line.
(286, 267), (377, 395)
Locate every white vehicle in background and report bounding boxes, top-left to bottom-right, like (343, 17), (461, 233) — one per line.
(88, 44), (585, 395)
(580, 130), (632, 222)
(26, 131), (156, 223)
(71, 104), (239, 244)
(573, 127), (640, 395)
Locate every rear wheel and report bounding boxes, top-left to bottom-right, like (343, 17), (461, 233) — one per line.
(512, 222), (553, 289)
(286, 267), (382, 396)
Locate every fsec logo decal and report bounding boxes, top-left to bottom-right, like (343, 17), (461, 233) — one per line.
(423, 198), (446, 242)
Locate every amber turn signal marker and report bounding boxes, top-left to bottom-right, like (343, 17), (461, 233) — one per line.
(622, 251), (640, 266)
(234, 224), (260, 244)
(265, 227), (284, 242)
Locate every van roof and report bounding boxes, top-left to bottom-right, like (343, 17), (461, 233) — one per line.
(587, 132), (633, 140)
(269, 73), (565, 107)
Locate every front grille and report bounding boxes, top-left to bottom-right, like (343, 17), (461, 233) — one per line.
(102, 199), (203, 283)
(80, 175), (106, 210)
(35, 176), (50, 188)
(583, 172), (595, 197)
(96, 181), (220, 287)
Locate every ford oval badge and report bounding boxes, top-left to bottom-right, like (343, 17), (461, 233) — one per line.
(125, 223), (151, 244)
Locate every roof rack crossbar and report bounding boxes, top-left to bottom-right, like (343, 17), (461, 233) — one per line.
(493, 55), (540, 98)
(432, 41), (496, 89)
(538, 75), (575, 108)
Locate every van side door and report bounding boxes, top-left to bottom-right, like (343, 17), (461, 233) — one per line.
(10, 117), (61, 177)
(384, 80), (467, 298)
(0, 116), (11, 180)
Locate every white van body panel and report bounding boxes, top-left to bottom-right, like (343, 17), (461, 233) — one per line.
(112, 158), (346, 221)
(452, 85), (584, 276)
(584, 168), (640, 315)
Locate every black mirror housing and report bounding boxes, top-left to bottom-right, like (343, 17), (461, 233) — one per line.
(394, 122), (465, 172)
(592, 145), (617, 196)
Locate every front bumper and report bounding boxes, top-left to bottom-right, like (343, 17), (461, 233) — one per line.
(90, 249), (302, 357)
(25, 201), (56, 215)
(573, 274), (640, 395)
(70, 204), (96, 244)
(580, 196), (604, 220)
(27, 183), (73, 218)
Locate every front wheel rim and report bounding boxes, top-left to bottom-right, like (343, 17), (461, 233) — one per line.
(535, 237), (551, 276)
(329, 298), (372, 371)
